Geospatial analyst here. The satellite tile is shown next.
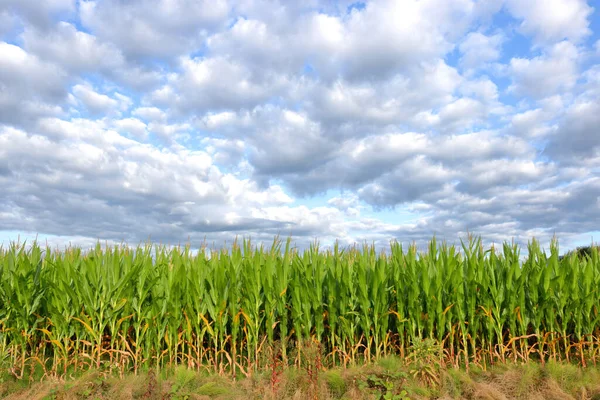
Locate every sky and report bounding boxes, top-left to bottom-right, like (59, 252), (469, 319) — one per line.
(0, 0), (599, 252)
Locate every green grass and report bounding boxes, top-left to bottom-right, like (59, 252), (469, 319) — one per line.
(2, 359), (600, 399)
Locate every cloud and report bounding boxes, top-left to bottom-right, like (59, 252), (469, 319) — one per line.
(304, 60), (463, 127)
(544, 99), (600, 163)
(301, 0), (480, 81)
(506, 0), (593, 45)
(132, 107), (167, 122)
(113, 118), (148, 139)
(0, 10), (16, 37)
(22, 22), (123, 72)
(327, 194), (361, 217)
(508, 40), (580, 98)
(0, 0), (75, 30)
(0, 122), (314, 244)
(0, 42), (67, 126)
(72, 84), (120, 115)
(21, 21), (164, 90)
(508, 108), (557, 138)
(152, 56), (292, 114)
(357, 156), (454, 206)
(72, 84), (132, 116)
(1, 0), (599, 251)
(79, 0), (230, 60)
(459, 32), (503, 70)
(456, 159), (555, 193)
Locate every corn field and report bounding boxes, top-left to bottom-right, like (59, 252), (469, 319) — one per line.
(0, 237), (599, 379)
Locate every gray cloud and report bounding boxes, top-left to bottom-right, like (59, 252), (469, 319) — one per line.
(0, 42), (68, 127)
(0, 0), (75, 30)
(79, 0), (230, 60)
(1, 0), (599, 252)
(543, 70), (600, 163)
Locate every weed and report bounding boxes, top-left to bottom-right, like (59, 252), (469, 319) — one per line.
(406, 338), (442, 387)
(324, 370), (346, 397)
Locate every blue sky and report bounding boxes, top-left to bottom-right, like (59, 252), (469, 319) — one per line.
(0, 0), (599, 252)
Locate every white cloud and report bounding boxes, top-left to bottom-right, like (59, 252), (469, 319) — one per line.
(328, 194), (361, 217)
(506, 0), (593, 45)
(147, 121), (191, 141)
(1, 0), (599, 250)
(437, 97), (487, 131)
(1, 120), (406, 248)
(72, 84), (120, 115)
(79, 0), (229, 59)
(132, 107), (167, 122)
(459, 32), (503, 70)
(202, 111), (239, 129)
(113, 118), (147, 139)
(22, 22), (123, 72)
(152, 56), (291, 113)
(508, 40), (579, 98)
(295, 0), (482, 81)
(0, 0), (75, 29)
(307, 60), (463, 127)
(509, 108), (557, 138)
(0, 42), (65, 95)
(207, 17), (294, 71)
(460, 159), (554, 191)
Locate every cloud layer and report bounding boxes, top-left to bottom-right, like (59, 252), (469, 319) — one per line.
(1, 0), (599, 251)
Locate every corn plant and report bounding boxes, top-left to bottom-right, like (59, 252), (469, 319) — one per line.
(0, 237), (598, 379)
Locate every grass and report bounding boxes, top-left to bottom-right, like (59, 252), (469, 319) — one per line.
(2, 358), (600, 399)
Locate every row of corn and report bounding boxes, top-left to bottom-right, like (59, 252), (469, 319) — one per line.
(0, 237), (598, 378)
